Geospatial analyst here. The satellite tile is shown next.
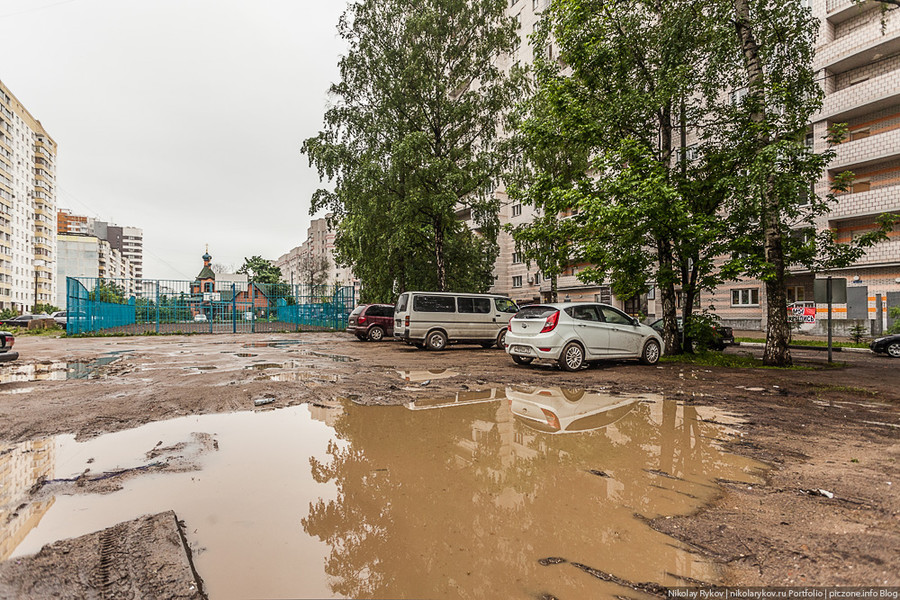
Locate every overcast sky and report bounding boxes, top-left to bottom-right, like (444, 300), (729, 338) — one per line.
(0, 0), (346, 280)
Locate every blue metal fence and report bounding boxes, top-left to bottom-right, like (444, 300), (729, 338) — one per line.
(66, 277), (356, 336)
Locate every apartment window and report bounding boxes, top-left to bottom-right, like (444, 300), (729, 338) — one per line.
(512, 276), (523, 288)
(731, 288), (760, 306)
(730, 87), (749, 105)
(512, 204), (522, 217)
(849, 128), (870, 142)
(787, 286), (805, 304)
(850, 179), (871, 193)
(512, 252), (522, 264)
(534, 272), (541, 284)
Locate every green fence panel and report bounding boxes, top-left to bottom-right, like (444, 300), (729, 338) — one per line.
(66, 277), (355, 336)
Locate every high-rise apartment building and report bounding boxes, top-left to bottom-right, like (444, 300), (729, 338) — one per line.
(276, 214), (356, 288)
(0, 79), (57, 312)
(488, 0), (899, 331)
(56, 212), (144, 283)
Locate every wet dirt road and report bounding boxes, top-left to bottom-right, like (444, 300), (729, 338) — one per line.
(0, 332), (898, 597)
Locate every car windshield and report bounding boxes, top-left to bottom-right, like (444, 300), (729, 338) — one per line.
(516, 305), (557, 319)
(395, 293), (408, 313)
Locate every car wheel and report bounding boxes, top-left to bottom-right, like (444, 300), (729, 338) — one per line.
(367, 326), (385, 342)
(511, 354), (533, 365)
(640, 339), (661, 365)
(496, 329), (507, 349)
(425, 330), (448, 351)
(888, 342), (900, 358)
(558, 342), (585, 371)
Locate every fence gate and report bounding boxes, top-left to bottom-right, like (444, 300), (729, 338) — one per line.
(66, 277), (355, 336)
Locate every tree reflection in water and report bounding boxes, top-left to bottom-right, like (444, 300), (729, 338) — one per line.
(302, 390), (764, 599)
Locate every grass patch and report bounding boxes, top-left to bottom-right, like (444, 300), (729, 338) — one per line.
(736, 337), (869, 349)
(1, 326), (65, 337)
(812, 384), (878, 396)
(660, 351), (815, 369)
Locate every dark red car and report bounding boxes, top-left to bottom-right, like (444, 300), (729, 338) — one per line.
(347, 304), (395, 342)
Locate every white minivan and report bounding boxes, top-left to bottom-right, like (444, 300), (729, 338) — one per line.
(393, 291), (519, 350)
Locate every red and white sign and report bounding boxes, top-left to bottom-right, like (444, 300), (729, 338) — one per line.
(788, 303), (816, 326)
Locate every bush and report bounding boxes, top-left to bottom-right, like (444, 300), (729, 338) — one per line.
(888, 307), (900, 335)
(849, 323), (868, 344)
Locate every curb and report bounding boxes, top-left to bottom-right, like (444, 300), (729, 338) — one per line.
(736, 342), (871, 354)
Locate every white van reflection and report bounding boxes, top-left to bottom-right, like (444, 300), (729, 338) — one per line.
(507, 387), (660, 434)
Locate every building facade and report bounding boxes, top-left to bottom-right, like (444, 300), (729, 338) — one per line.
(0, 79), (58, 313)
(56, 234), (136, 308)
(486, 0), (900, 332)
(276, 214), (357, 288)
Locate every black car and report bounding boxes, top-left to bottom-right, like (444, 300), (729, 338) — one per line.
(650, 316), (735, 351)
(0, 331), (18, 363)
(869, 334), (900, 358)
(0, 314), (50, 328)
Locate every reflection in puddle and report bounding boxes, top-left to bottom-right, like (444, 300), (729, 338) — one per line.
(397, 369), (459, 382)
(244, 363), (283, 370)
(241, 340), (310, 349)
(0, 355), (123, 384)
(3, 392), (766, 599)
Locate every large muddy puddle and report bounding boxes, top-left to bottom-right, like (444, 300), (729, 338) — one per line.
(1, 388), (765, 599)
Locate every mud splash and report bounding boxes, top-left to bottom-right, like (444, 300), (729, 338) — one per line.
(2, 389), (766, 599)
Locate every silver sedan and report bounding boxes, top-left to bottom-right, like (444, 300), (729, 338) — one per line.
(505, 303), (663, 371)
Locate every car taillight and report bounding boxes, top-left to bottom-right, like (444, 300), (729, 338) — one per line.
(405, 316), (410, 327)
(540, 310), (560, 333)
(507, 317), (513, 332)
(359, 316), (367, 324)
(541, 408), (561, 431)
(6, 336), (13, 348)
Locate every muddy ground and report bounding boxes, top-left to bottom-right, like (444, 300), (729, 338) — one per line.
(1, 331), (898, 589)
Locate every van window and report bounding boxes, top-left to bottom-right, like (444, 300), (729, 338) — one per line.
(457, 297), (491, 314)
(413, 295), (456, 312)
(396, 294), (408, 313)
(494, 298), (518, 314)
(350, 305), (366, 316)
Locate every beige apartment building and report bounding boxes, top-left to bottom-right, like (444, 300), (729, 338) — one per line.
(488, 0), (900, 333)
(0, 79), (57, 313)
(276, 214), (356, 289)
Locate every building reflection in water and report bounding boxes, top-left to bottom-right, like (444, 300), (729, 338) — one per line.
(304, 388), (766, 599)
(0, 439), (55, 560)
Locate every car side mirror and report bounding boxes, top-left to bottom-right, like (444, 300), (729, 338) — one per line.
(632, 317), (640, 327)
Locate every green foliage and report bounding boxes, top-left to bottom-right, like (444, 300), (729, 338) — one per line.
(506, 0), (729, 354)
(660, 351), (813, 370)
(0, 308), (18, 320)
(89, 280), (126, 304)
(888, 307), (900, 335)
(303, 0), (525, 302)
(33, 303), (59, 315)
(237, 256), (282, 285)
(848, 324), (868, 344)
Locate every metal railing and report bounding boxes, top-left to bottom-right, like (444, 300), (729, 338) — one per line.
(66, 277), (356, 336)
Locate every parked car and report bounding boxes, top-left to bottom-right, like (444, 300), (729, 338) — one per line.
(506, 303), (663, 370)
(0, 314), (52, 328)
(649, 316), (734, 351)
(869, 333), (900, 358)
(0, 331), (18, 362)
(347, 304), (394, 342)
(393, 291), (519, 350)
(193, 313), (208, 322)
(50, 311), (67, 326)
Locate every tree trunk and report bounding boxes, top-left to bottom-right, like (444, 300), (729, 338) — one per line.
(550, 274), (558, 303)
(657, 241), (680, 355)
(734, 0), (792, 366)
(434, 221), (447, 292)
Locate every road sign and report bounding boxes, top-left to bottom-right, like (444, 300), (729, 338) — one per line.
(814, 278), (847, 304)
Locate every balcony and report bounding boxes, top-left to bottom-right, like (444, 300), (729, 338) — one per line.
(817, 71), (900, 122)
(825, 0), (881, 24)
(828, 183), (900, 220)
(816, 18), (900, 73)
(830, 127), (900, 170)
